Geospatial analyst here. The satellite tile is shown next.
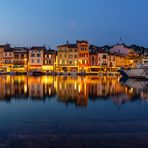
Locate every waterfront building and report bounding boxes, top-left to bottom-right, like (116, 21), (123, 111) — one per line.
(110, 44), (130, 56)
(42, 49), (56, 72)
(77, 40), (90, 73)
(13, 47), (28, 72)
(0, 45), (8, 70)
(28, 46), (44, 71)
(57, 42), (79, 72)
(89, 45), (99, 73)
(3, 45), (14, 72)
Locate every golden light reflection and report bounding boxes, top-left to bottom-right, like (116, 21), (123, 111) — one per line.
(0, 75), (147, 106)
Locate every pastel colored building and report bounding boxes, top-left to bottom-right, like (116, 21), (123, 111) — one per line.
(42, 49), (56, 72)
(77, 40), (90, 72)
(3, 46), (14, 72)
(57, 42), (79, 72)
(110, 44), (130, 55)
(13, 47), (28, 72)
(28, 46), (44, 70)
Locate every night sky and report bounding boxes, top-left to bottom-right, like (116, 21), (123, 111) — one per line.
(0, 0), (148, 48)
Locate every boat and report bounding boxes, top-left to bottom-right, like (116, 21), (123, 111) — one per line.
(32, 70), (44, 76)
(70, 72), (78, 76)
(118, 57), (148, 79)
(62, 71), (70, 75)
(0, 71), (6, 75)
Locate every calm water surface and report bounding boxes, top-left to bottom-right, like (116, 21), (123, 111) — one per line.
(0, 75), (148, 147)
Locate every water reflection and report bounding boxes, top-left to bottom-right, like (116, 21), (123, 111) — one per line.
(0, 75), (147, 106)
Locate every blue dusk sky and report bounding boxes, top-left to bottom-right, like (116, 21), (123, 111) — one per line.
(0, 0), (148, 48)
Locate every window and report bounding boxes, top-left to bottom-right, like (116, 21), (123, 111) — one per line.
(49, 54), (52, 58)
(102, 61), (107, 66)
(102, 55), (107, 59)
(45, 60), (47, 64)
(21, 54), (24, 59)
(37, 53), (41, 57)
(92, 56), (95, 61)
(37, 59), (40, 63)
(31, 54), (35, 57)
(5, 60), (11, 64)
(69, 55), (73, 58)
(85, 54), (88, 57)
(32, 59), (34, 63)
(5, 53), (7, 57)
(15, 55), (19, 59)
(69, 49), (73, 52)
(9, 53), (11, 56)
(74, 49), (78, 52)
(59, 54), (62, 58)
(75, 61), (77, 65)
(81, 48), (86, 51)
(49, 60), (51, 64)
(74, 55), (78, 58)
(45, 55), (48, 58)
(69, 61), (72, 65)
(64, 54), (67, 58)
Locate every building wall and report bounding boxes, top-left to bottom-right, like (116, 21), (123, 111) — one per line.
(28, 48), (44, 69)
(57, 46), (79, 72)
(0, 47), (4, 67)
(14, 52), (27, 66)
(77, 41), (89, 67)
(98, 53), (108, 67)
(90, 54), (98, 66)
(110, 45), (129, 55)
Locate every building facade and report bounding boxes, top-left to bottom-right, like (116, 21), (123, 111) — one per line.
(42, 49), (56, 72)
(77, 40), (90, 72)
(13, 47), (28, 72)
(28, 47), (44, 71)
(3, 46), (14, 72)
(57, 42), (79, 72)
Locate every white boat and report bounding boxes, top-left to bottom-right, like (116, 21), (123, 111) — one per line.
(118, 57), (148, 79)
(70, 71), (78, 76)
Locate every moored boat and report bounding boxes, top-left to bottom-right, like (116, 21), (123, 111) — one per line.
(32, 70), (44, 76)
(118, 57), (148, 79)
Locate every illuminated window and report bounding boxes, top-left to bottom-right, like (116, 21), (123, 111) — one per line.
(85, 60), (87, 64)
(45, 60), (47, 64)
(75, 61), (77, 65)
(49, 54), (52, 58)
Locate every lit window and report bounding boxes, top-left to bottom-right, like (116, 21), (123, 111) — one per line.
(45, 60), (47, 64)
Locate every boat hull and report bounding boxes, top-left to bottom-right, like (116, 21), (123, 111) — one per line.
(118, 68), (148, 79)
